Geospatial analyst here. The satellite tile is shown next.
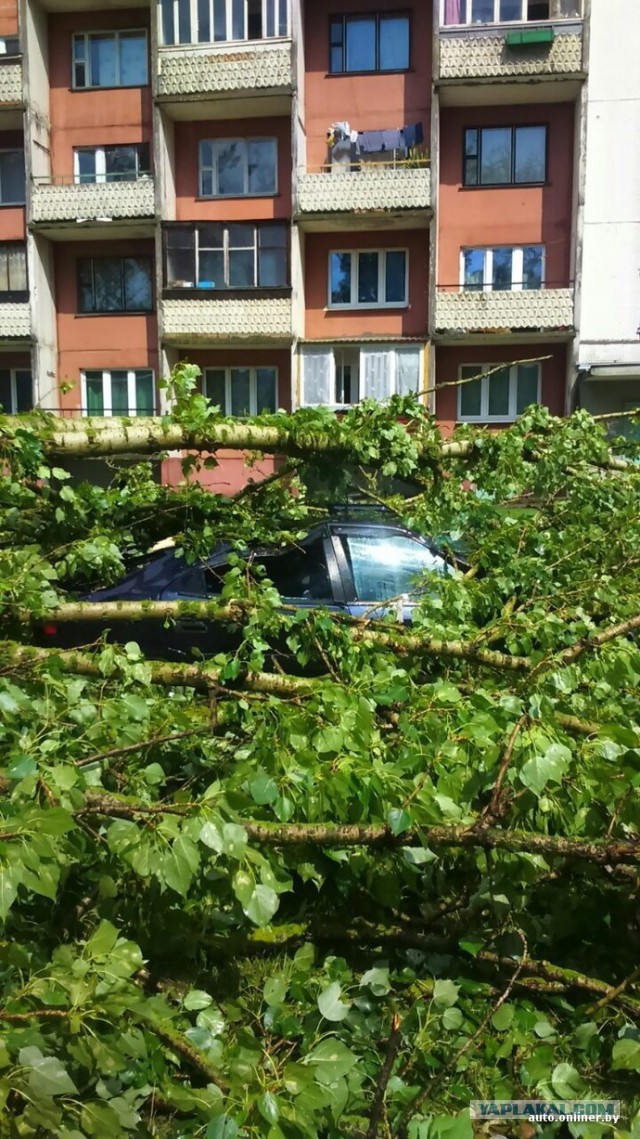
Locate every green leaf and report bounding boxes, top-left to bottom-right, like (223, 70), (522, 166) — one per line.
(520, 742), (571, 796)
(222, 823), (248, 859)
(550, 1062), (587, 1097)
(318, 982), (351, 1022)
(360, 966), (391, 996)
(206, 1116), (239, 1139)
(258, 1091), (280, 1125)
(184, 989), (213, 1011)
(263, 977), (288, 1007)
(387, 808), (411, 836)
(611, 1038), (640, 1071)
(433, 979), (460, 1009)
(491, 1004), (514, 1031)
(305, 1038), (357, 1084)
(0, 866), (19, 920)
(443, 1006), (464, 1030)
(85, 920), (118, 959)
(19, 1049), (77, 1098)
(245, 884), (279, 927)
(249, 771), (279, 805)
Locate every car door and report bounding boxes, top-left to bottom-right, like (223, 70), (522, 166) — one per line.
(330, 527), (450, 622)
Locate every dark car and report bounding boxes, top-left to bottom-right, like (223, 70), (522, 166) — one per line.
(41, 519), (457, 662)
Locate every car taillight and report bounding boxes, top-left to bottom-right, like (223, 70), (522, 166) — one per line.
(42, 623), (58, 636)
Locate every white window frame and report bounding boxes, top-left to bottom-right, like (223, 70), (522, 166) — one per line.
(0, 244), (27, 293)
(457, 362), (541, 423)
(165, 223), (288, 290)
(460, 245), (545, 291)
(0, 368), (32, 414)
(0, 149), (25, 206)
(72, 30), (149, 90)
(328, 250), (408, 310)
(81, 369), (155, 417)
(198, 138), (278, 198)
(159, 0), (290, 47)
(73, 144), (150, 185)
(203, 366), (278, 415)
(301, 345), (423, 409)
(440, 0), (582, 26)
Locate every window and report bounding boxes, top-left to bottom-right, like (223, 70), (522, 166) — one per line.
(464, 125), (546, 186)
(72, 31), (148, 89)
(199, 139), (277, 198)
(441, 0), (582, 25)
(301, 345), (421, 408)
(0, 37), (20, 57)
(257, 540), (332, 600)
(339, 533), (448, 602)
(204, 366), (277, 415)
(0, 150), (25, 205)
(462, 245), (544, 290)
(458, 362), (540, 422)
(329, 250), (407, 308)
(82, 369), (155, 416)
(160, 0), (289, 46)
(330, 14), (409, 73)
(0, 369), (32, 413)
(74, 144), (150, 184)
(0, 245), (27, 294)
(78, 257), (153, 314)
(165, 224), (288, 290)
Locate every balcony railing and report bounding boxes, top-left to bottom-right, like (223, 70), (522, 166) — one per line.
(438, 21), (585, 82)
(296, 161), (431, 217)
(161, 294), (292, 342)
(30, 175), (155, 225)
(0, 59), (22, 106)
(0, 299), (31, 339)
(156, 39), (292, 101)
(434, 287), (575, 334)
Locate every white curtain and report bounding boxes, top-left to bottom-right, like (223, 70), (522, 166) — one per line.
(361, 349), (392, 401)
(396, 347), (421, 395)
(301, 347), (333, 406)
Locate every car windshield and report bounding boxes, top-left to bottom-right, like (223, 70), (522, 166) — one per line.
(340, 533), (448, 602)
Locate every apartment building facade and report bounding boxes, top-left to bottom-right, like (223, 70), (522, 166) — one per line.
(0, 0), (635, 487)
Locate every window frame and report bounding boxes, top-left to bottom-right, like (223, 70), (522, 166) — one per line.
(329, 11), (411, 74)
(77, 256), (154, 315)
(328, 249), (409, 310)
(463, 124), (548, 187)
(440, 0), (582, 26)
(0, 242), (28, 298)
(300, 344), (423, 409)
(0, 367), (32, 414)
(457, 362), (541, 423)
(0, 37), (21, 58)
(72, 30), (149, 91)
(73, 143), (151, 184)
(198, 137), (278, 199)
(0, 149), (25, 206)
(203, 365), (278, 416)
(80, 368), (155, 417)
(460, 244), (545, 291)
(163, 222), (289, 291)
(159, 0), (290, 47)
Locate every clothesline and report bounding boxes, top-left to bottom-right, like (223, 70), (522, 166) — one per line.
(327, 120), (425, 159)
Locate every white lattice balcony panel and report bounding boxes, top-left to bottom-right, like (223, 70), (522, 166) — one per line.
(31, 178), (155, 224)
(296, 166), (431, 217)
(438, 26), (584, 81)
(0, 301), (31, 339)
(0, 62), (22, 105)
(157, 41), (292, 100)
(162, 296), (292, 341)
(435, 289), (575, 334)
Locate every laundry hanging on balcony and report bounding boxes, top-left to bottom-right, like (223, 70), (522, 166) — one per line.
(326, 121), (425, 170)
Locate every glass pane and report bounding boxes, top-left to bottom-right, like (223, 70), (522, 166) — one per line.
(358, 252), (378, 304)
(177, 0), (191, 43)
(258, 248), (286, 286)
(0, 151), (25, 204)
(204, 369), (226, 409)
(93, 259), (123, 311)
(380, 16), (409, 69)
(0, 252), (8, 291)
(166, 229), (195, 286)
(516, 364), (539, 413)
(396, 348), (420, 395)
(199, 223), (225, 248)
(488, 367), (511, 416)
(278, 0), (288, 36)
(85, 373), (105, 415)
(76, 149), (96, 183)
(345, 16), (376, 71)
(105, 145), (137, 182)
(330, 253), (351, 304)
(330, 45), (343, 72)
(198, 249), (224, 287)
(0, 370), (11, 411)
(259, 224), (287, 248)
(345, 534), (447, 602)
(124, 258), (152, 310)
(198, 0), (211, 41)
(256, 367), (277, 412)
(78, 260), (94, 311)
(230, 369), (251, 415)
(492, 248), (513, 290)
(463, 249), (485, 289)
(161, 0), (175, 44)
(228, 248), (255, 287)
(514, 125), (546, 183)
(217, 140), (245, 196)
(134, 370), (154, 415)
(459, 371), (482, 418)
(119, 32), (148, 86)
(471, 0), (495, 21)
(111, 372), (129, 415)
(227, 223), (254, 247)
(247, 0), (261, 38)
(90, 35), (117, 87)
(500, 0), (523, 17)
(385, 251), (406, 303)
(247, 139), (277, 194)
(213, 0), (226, 40)
(14, 370), (32, 412)
(480, 127), (511, 184)
(523, 245), (543, 289)
(232, 0), (245, 38)
(464, 157), (478, 185)
(8, 248), (26, 291)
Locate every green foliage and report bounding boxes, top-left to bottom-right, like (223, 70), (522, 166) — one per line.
(0, 377), (639, 1136)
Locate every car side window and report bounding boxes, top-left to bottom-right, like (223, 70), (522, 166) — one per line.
(255, 540), (332, 600)
(163, 564), (206, 596)
(340, 533), (448, 601)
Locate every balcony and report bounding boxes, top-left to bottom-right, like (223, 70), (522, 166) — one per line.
(437, 22), (585, 94)
(434, 287), (575, 337)
(0, 299), (31, 340)
(156, 39), (292, 118)
(295, 163), (431, 230)
(161, 294), (293, 346)
(30, 176), (155, 239)
(0, 60), (22, 109)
